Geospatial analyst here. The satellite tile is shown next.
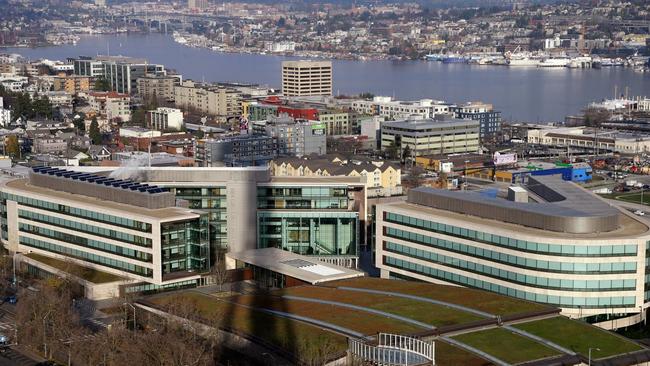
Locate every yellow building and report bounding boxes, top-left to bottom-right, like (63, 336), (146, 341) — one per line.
(271, 155), (402, 197)
(52, 75), (91, 94)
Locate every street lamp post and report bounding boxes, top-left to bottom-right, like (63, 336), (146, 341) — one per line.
(642, 186), (645, 205)
(12, 253), (18, 288)
(43, 310), (52, 359)
(588, 347), (600, 366)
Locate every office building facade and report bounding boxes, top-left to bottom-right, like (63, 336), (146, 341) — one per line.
(142, 168), (366, 268)
(376, 176), (650, 327)
(72, 57), (105, 78)
(101, 57), (166, 95)
(1, 168), (209, 293)
(195, 135), (278, 167)
(451, 102), (502, 140)
(252, 116), (327, 157)
(281, 60), (333, 97)
(381, 117), (480, 157)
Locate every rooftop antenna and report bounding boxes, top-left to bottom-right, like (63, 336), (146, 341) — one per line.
(107, 42), (110, 56)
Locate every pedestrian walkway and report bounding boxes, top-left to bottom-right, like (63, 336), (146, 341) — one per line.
(0, 322), (13, 331)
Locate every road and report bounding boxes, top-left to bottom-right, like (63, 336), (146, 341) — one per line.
(0, 305), (42, 366)
(0, 348), (39, 366)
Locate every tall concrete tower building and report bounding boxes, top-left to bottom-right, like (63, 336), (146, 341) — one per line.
(188, 0), (209, 10)
(281, 60), (333, 97)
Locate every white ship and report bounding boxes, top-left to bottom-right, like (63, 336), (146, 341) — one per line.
(507, 55), (541, 67)
(566, 56), (593, 68)
(538, 57), (570, 68)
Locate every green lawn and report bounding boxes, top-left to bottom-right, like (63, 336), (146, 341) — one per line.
(616, 192), (650, 206)
(277, 286), (484, 327)
(149, 292), (348, 359)
(453, 328), (560, 364)
(25, 253), (123, 283)
(515, 316), (643, 358)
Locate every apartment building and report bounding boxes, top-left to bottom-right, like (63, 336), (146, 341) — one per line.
(281, 60), (333, 97)
(31, 137), (68, 154)
(174, 81), (242, 118)
(271, 155), (402, 197)
(136, 75), (181, 103)
(52, 75), (91, 95)
(87, 92), (131, 122)
(351, 97), (451, 120)
(318, 110), (362, 136)
(148, 107), (184, 132)
(0, 97), (10, 127)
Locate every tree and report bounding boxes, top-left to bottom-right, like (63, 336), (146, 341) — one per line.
(5, 135), (19, 157)
(32, 95), (52, 119)
(384, 141), (399, 160)
(131, 108), (146, 127)
(94, 77), (111, 92)
(402, 145), (412, 163)
(89, 117), (102, 145)
(73, 114), (86, 132)
(210, 256), (229, 293)
(584, 107), (610, 128)
(403, 165), (425, 189)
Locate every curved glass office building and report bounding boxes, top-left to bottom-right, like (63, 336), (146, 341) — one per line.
(376, 176), (650, 328)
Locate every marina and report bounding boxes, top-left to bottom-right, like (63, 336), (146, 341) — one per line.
(4, 33), (650, 122)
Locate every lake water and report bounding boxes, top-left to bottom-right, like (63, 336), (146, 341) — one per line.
(4, 33), (650, 122)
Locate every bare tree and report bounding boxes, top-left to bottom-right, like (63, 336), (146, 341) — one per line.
(298, 334), (339, 366)
(403, 165), (426, 189)
(210, 256), (230, 293)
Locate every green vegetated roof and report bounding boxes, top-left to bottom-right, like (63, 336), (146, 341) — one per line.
(25, 253), (124, 284)
(146, 278), (645, 366)
(323, 277), (551, 316)
(453, 327), (561, 364)
(514, 316), (644, 359)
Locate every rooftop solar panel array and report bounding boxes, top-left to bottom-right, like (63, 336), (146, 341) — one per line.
(31, 167), (168, 195)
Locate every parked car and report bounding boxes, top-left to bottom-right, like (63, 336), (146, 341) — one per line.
(0, 334), (9, 352)
(634, 210), (646, 216)
(3, 295), (16, 304)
